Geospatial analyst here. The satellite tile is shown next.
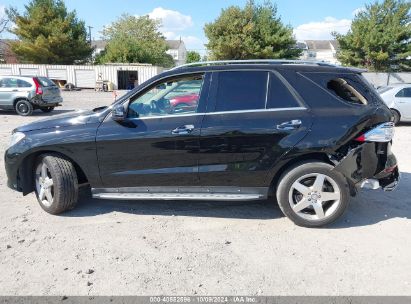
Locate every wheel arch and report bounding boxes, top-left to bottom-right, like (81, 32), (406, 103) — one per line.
(13, 97), (31, 108)
(390, 108), (401, 118)
(18, 150), (88, 195)
(268, 152), (335, 197)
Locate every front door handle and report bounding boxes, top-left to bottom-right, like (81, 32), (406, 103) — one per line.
(172, 124), (195, 135)
(12, 89), (18, 92)
(276, 119), (302, 131)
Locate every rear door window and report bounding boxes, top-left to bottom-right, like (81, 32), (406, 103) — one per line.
(17, 79), (32, 88)
(267, 73), (301, 108)
(215, 71), (268, 111)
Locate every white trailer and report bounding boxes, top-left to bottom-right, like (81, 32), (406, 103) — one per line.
(0, 63), (163, 89)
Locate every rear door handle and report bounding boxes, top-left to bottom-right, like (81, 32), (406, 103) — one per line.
(12, 89), (18, 92)
(276, 119), (302, 131)
(172, 124), (195, 135)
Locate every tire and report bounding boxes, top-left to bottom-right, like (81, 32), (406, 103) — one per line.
(15, 100), (33, 116)
(40, 106), (55, 113)
(64, 83), (75, 91)
(391, 109), (400, 125)
(34, 154), (79, 214)
(276, 161), (350, 228)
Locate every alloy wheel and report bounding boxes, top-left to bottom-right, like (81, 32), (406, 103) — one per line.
(288, 173), (341, 221)
(35, 162), (54, 207)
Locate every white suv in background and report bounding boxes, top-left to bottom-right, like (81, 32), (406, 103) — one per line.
(378, 84), (411, 124)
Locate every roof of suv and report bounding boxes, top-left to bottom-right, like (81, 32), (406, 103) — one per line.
(164, 60), (366, 77)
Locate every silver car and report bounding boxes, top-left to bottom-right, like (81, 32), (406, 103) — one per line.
(0, 76), (63, 116)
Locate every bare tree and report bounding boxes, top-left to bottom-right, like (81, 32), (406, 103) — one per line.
(0, 7), (10, 35)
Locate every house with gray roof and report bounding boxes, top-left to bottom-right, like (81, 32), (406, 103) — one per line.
(165, 39), (187, 66)
(298, 40), (340, 65)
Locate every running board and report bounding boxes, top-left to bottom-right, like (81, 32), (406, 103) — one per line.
(93, 192), (264, 201)
(92, 186), (268, 201)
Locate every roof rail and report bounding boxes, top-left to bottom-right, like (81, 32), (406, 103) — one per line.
(170, 59), (338, 70)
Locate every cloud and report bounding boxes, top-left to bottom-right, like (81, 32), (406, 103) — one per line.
(148, 7), (193, 32)
(0, 5), (5, 19)
(146, 7), (205, 53)
(294, 17), (352, 40)
(352, 7), (365, 16)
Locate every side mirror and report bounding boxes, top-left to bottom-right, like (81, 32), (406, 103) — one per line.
(111, 104), (137, 128)
(112, 104), (126, 122)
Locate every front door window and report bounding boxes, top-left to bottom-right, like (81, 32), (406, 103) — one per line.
(128, 75), (204, 118)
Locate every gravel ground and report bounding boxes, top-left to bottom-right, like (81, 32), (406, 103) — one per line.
(0, 90), (410, 295)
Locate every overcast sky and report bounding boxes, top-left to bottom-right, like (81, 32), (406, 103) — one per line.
(0, 0), (368, 53)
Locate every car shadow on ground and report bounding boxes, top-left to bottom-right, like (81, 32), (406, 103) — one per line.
(62, 171), (411, 228)
(0, 109), (75, 116)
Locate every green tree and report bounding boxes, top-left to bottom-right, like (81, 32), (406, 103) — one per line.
(334, 0), (411, 71)
(186, 51), (201, 63)
(96, 14), (174, 68)
(204, 0), (301, 60)
(7, 0), (93, 64)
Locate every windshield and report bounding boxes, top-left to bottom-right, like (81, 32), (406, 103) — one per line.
(37, 77), (57, 87)
(377, 86), (393, 94)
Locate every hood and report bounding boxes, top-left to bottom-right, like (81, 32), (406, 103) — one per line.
(15, 110), (102, 133)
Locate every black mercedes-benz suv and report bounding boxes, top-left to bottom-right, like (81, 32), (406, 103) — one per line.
(4, 60), (399, 227)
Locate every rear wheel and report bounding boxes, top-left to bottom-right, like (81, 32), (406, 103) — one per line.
(40, 106), (55, 113)
(276, 161), (350, 227)
(34, 154), (79, 214)
(15, 100), (33, 116)
(391, 109), (400, 125)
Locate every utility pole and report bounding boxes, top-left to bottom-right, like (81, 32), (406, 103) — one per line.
(87, 26), (93, 45)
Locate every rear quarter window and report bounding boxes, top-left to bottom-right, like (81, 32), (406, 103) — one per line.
(327, 78), (368, 105)
(395, 87), (411, 98)
(299, 72), (380, 106)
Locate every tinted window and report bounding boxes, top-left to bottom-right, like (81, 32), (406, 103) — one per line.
(128, 75), (204, 118)
(395, 88), (411, 98)
(17, 79), (32, 88)
(267, 73), (300, 108)
(327, 78), (368, 105)
(0, 78), (18, 88)
(215, 71), (268, 111)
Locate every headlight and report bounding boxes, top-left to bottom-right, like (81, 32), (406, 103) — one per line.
(8, 132), (26, 149)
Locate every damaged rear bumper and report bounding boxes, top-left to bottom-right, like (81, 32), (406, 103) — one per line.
(332, 142), (400, 193)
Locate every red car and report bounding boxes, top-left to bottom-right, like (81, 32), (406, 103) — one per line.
(168, 93), (199, 110)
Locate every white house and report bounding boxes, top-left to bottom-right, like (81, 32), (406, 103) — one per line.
(298, 40), (340, 65)
(166, 39), (187, 66)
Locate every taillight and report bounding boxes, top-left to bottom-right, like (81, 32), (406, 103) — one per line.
(32, 78), (43, 95)
(355, 122), (395, 143)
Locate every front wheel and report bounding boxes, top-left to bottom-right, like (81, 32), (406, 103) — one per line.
(276, 161), (350, 228)
(40, 106), (55, 113)
(34, 154), (79, 214)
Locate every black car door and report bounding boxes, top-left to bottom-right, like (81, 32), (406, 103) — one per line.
(198, 70), (312, 188)
(96, 73), (211, 188)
